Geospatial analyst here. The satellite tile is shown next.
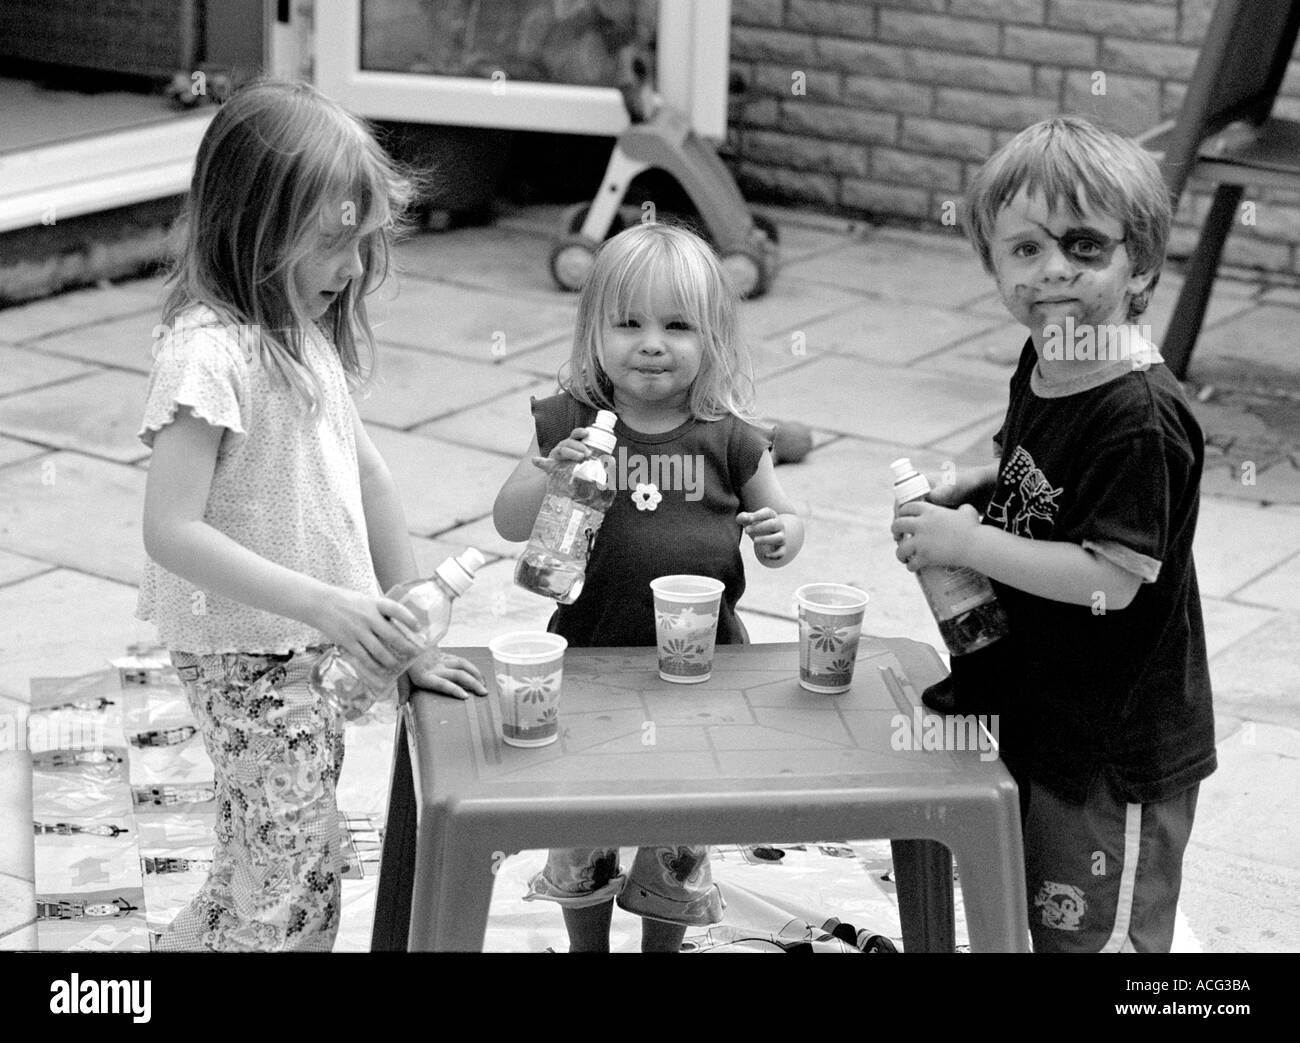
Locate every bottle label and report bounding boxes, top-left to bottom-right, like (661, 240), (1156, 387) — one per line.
(531, 494), (606, 561)
(919, 566), (995, 620)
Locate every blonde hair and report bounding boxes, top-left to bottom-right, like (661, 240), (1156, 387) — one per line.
(561, 222), (757, 421)
(161, 78), (418, 410)
(963, 116), (1171, 319)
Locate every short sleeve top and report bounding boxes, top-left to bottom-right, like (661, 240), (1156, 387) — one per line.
(532, 392), (772, 648)
(135, 305), (378, 653)
(978, 338), (1215, 804)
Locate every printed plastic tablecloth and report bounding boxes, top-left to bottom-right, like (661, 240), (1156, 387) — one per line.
(28, 645), (960, 952)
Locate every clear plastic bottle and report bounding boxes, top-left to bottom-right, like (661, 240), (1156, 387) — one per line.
(890, 458), (1009, 656)
(515, 409), (618, 604)
(309, 547), (486, 720)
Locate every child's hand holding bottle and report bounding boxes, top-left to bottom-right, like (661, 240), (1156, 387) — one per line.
(309, 586), (428, 695)
(531, 426), (614, 477)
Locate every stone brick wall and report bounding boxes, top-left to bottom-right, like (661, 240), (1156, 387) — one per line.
(726, 0), (1300, 279)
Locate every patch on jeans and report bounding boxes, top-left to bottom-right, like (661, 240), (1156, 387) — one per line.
(1034, 881), (1086, 931)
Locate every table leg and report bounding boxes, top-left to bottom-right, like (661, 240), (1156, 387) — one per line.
(891, 838), (955, 953)
(427, 822), (501, 952)
(371, 713), (417, 952)
(947, 802), (1031, 952)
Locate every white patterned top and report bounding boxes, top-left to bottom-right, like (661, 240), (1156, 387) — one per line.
(136, 305), (378, 653)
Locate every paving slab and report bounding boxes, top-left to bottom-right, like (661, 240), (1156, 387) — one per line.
(1200, 596), (1280, 660)
(766, 436), (935, 523)
(367, 279), (575, 360)
(0, 550), (52, 587)
(432, 515), (529, 562)
(774, 299), (1005, 368)
(735, 274), (864, 341)
(1207, 613), (1300, 726)
(0, 280), (161, 343)
(0, 569), (158, 703)
(359, 342), (538, 430)
(0, 451), (147, 585)
(366, 427), (513, 537)
(436, 556), (555, 648)
(0, 370), (150, 464)
(0, 873), (33, 940)
(0, 920), (37, 951)
(494, 335), (574, 384)
(756, 212), (857, 263)
(24, 311), (158, 373)
(1181, 838), (1300, 954)
(0, 437), (47, 470)
(1141, 271), (1258, 348)
(1232, 551), (1300, 611)
(1189, 304), (1300, 388)
(1181, 721), (1300, 954)
(0, 345), (96, 396)
(1193, 499), (1300, 597)
(397, 225), (566, 297)
(413, 378), (555, 456)
(0, 751), (33, 879)
(738, 515), (945, 653)
(924, 415), (1003, 459)
(1202, 452), (1300, 505)
(756, 354), (1006, 444)
(735, 609), (799, 644)
(782, 231), (993, 308)
(913, 321), (1026, 378)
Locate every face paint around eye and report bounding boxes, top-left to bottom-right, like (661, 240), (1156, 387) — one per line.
(1047, 227), (1126, 268)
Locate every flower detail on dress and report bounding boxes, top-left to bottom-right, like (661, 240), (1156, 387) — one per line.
(632, 483), (662, 511)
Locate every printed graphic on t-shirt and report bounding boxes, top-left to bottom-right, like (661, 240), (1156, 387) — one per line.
(1034, 880), (1086, 931)
(987, 446), (1062, 539)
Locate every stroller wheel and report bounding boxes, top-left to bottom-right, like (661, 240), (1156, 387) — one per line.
(550, 235), (600, 292)
(562, 202), (626, 240)
(721, 248), (770, 299)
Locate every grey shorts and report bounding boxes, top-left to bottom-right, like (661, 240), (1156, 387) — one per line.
(1020, 774), (1199, 953)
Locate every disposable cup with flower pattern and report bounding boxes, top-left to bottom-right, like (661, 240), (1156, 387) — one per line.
(650, 575), (725, 684)
(794, 584), (869, 694)
(489, 632), (568, 747)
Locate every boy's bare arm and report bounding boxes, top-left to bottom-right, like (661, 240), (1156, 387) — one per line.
(893, 500), (1142, 609)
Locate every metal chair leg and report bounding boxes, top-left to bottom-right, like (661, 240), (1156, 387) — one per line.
(1163, 183), (1245, 380)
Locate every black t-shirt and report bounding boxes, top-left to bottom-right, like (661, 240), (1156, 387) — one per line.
(532, 392), (772, 648)
(969, 339), (1216, 805)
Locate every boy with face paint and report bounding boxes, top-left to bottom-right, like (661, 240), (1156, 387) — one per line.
(891, 117), (1214, 953)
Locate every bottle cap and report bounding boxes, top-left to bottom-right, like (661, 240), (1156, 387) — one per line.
(436, 547), (486, 595)
(585, 410), (618, 455)
(890, 458), (931, 503)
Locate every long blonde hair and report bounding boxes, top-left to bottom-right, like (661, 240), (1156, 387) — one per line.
(562, 222), (757, 421)
(161, 78), (417, 410)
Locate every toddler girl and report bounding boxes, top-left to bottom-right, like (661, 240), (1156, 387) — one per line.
(138, 79), (483, 951)
(493, 222), (804, 952)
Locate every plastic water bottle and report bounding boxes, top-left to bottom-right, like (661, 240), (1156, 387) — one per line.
(890, 459), (1009, 656)
(310, 547), (486, 720)
(515, 410), (618, 604)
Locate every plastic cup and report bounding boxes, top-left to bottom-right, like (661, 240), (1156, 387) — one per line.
(650, 575), (725, 684)
(488, 632), (568, 748)
(794, 584), (870, 694)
